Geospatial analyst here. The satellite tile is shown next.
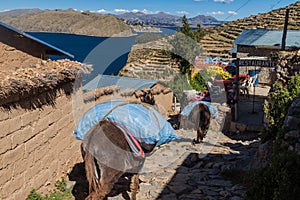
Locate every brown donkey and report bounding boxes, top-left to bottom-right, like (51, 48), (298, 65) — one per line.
(179, 103), (211, 144)
(81, 120), (155, 200)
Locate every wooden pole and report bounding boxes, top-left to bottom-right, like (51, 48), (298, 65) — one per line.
(234, 58), (240, 121)
(281, 9), (289, 51)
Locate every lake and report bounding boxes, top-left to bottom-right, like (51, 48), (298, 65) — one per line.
(28, 32), (137, 84)
(27, 27), (185, 84)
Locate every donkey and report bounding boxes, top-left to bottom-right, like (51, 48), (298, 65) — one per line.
(179, 102), (212, 144)
(81, 120), (156, 200)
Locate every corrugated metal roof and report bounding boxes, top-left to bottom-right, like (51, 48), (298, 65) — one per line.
(83, 74), (158, 91)
(229, 46), (237, 53)
(0, 22), (74, 58)
(234, 29), (300, 48)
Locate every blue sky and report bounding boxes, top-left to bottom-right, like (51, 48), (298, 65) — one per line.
(1, 0), (298, 21)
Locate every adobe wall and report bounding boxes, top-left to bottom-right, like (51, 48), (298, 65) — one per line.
(0, 82), (83, 199)
(0, 80), (174, 199)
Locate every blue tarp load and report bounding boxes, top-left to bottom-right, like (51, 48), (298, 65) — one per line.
(74, 100), (180, 146)
(180, 101), (219, 119)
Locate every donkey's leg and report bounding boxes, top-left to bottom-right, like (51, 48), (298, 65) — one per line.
(192, 128), (203, 144)
(98, 164), (124, 199)
(130, 174), (139, 200)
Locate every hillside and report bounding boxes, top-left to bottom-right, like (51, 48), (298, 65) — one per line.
(117, 12), (224, 27)
(201, 1), (300, 57)
(0, 9), (133, 37)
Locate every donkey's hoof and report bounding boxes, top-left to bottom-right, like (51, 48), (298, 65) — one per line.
(192, 139), (201, 145)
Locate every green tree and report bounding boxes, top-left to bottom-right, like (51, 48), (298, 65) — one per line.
(181, 15), (192, 37)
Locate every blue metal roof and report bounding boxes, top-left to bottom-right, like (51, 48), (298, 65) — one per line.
(234, 29), (300, 48)
(0, 22), (74, 58)
(229, 46), (237, 53)
(83, 74), (158, 91)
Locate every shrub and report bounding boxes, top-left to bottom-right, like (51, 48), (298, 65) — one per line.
(246, 150), (300, 200)
(26, 178), (73, 200)
(189, 66), (232, 91)
(247, 73), (300, 200)
(263, 73), (300, 141)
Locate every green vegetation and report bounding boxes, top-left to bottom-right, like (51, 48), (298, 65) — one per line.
(190, 71), (207, 92)
(165, 74), (193, 101)
(168, 15), (205, 74)
(244, 73), (300, 200)
(190, 66), (232, 91)
(263, 73), (300, 141)
(26, 178), (73, 200)
(246, 150), (300, 200)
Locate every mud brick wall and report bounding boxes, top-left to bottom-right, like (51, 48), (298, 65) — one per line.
(0, 83), (82, 199)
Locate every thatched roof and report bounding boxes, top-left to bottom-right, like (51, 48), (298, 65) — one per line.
(0, 42), (84, 102)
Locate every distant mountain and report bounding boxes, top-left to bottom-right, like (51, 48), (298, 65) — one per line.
(189, 15), (225, 26)
(0, 9), (133, 36)
(117, 12), (224, 27)
(0, 8), (42, 17)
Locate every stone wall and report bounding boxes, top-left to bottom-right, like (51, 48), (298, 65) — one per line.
(282, 98), (300, 155)
(0, 83), (82, 199)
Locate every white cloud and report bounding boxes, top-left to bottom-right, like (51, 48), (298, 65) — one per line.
(207, 11), (224, 15)
(194, 0), (206, 2)
(177, 11), (190, 15)
(113, 8), (156, 14)
(214, 0), (234, 3)
(96, 9), (107, 13)
(0, 9), (10, 12)
(228, 10), (237, 15)
(132, 9), (153, 14)
(114, 9), (130, 13)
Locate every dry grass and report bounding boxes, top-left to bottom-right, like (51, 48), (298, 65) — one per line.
(0, 9), (132, 37)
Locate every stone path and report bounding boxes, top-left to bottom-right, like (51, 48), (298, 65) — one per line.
(105, 128), (260, 200)
(69, 103), (261, 200)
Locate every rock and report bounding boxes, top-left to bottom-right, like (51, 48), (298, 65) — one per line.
(207, 169), (220, 175)
(295, 143), (300, 155)
(167, 184), (190, 195)
(230, 196), (242, 200)
(208, 179), (232, 187)
(203, 189), (219, 196)
(172, 173), (190, 184)
(236, 123), (247, 132)
(191, 161), (204, 169)
(65, 181), (76, 189)
(284, 130), (300, 141)
(222, 154), (237, 161)
(249, 140), (273, 169)
(204, 162), (214, 168)
(246, 125), (264, 132)
(231, 185), (244, 191)
(212, 162), (224, 169)
(284, 116), (300, 131)
(159, 193), (177, 200)
(219, 190), (231, 197)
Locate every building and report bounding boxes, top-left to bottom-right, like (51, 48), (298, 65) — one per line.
(0, 22), (73, 59)
(232, 29), (300, 58)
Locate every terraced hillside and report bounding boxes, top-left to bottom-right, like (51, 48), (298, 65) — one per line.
(119, 47), (181, 82)
(201, 1), (300, 58)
